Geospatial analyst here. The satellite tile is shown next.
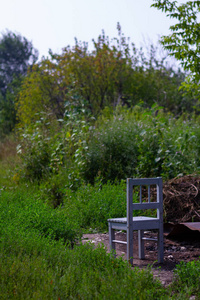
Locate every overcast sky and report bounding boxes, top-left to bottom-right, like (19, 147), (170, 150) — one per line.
(0, 0), (188, 60)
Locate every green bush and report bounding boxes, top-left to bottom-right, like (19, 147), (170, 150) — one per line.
(81, 108), (141, 184)
(17, 108), (91, 185)
(172, 260), (200, 297)
(81, 106), (200, 184)
(16, 105), (200, 187)
(17, 113), (65, 181)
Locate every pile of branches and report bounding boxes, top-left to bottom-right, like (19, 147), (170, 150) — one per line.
(163, 175), (200, 223)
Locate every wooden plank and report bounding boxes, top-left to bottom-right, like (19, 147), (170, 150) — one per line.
(112, 240), (127, 245)
(133, 203), (159, 210)
(141, 237), (158, 241)
(128, 177), (162, 186)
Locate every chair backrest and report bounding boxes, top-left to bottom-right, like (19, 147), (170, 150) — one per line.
(127, 177), (163, 220)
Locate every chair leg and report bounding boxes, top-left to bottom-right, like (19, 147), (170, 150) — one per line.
(108, 223), (116, 256)
(127, 227), (133, 265)
(138, 230), (145, 259)
(158, 228), (164, 263)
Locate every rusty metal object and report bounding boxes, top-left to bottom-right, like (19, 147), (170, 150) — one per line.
(164, 222), (200, 238)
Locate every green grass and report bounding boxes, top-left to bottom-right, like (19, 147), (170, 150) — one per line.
(0, 186), (167, 299)
(171, 260), (200, 298)
(0, 186), (79, 246)
(0, 181), (199, 299)
(1, 132), (200, 298)
(62, 180), (157, 232)
(0, 168), (167, 299)
(63, 180), (127, 232)
(0, 240), (168, 299)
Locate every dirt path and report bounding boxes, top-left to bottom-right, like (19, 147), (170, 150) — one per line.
(82, 231), (200, 286)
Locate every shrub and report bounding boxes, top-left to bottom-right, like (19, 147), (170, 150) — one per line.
(17, 113), (64, 181)
(81, 108), (141, 184)
(172, 260), (200, 297)
(81, 106), (200, 184)
(17, 107), (91, 185)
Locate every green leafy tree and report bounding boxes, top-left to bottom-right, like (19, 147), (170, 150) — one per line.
(17, 58), (68, 127)
(17, 24), (192, 127)
(152, 0), (200, 102)
(0, 30), (38, 135)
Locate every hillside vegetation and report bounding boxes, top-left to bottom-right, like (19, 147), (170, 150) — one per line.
(1, 3), (200, 296)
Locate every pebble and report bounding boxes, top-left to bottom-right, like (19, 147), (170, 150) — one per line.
(180, 246), (186, 251)
(168, 255), (173, 259)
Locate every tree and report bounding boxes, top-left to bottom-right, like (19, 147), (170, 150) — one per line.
(17, 58), (68, 127)
(17, 25), (192, 127)
(151, 1), (200, 101)
(0, 30), (38, 135)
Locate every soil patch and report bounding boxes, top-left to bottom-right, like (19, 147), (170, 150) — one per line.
(82, 231), (200, 286)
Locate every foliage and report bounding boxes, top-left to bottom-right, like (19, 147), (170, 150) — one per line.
(82, 107), (140, 184)
(63, 179), (156, 232)
(0, 186), (79, 244)
(16, 24), (190, 129)
(152, 0), (200, 103)
(0, 30), (38, 95)
(16, 106), (91, 185)
(16, 58), (68, 127)
(172, 260), (200, 297)
(81, 105), (200, 184)
(1, 136), (200, 298)
(0, 242), (166, 299)
(63, 180), (127, 231)
(16, 104), (200, 186)
(0, 182), (168, 299)
(39, 173), (66, 208)
(17, 112), (68, 181)
(0, 30), (38, 135)
(0, 77), (21, 135)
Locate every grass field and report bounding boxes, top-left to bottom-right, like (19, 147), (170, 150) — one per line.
(0, 132), (200, 299)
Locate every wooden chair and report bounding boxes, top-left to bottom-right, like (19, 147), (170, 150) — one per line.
(107, 177), (164, 264)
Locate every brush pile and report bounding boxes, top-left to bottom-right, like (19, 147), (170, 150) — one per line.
(163, 175), (200, 223)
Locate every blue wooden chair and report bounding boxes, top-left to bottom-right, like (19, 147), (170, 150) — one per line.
(107, 177), (164, 264)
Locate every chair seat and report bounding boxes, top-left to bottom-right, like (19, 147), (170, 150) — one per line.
(108, 216), (159, 223)
(108, 216), (160, 230)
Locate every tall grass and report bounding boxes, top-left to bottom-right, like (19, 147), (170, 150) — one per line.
(0, 183), (199, 298)
(0, 186), (168, 299)
(63, 180), (127, 231)
(0, 186), (79, 246)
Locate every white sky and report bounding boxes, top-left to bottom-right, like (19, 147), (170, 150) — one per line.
(0, 0), (189, 60)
